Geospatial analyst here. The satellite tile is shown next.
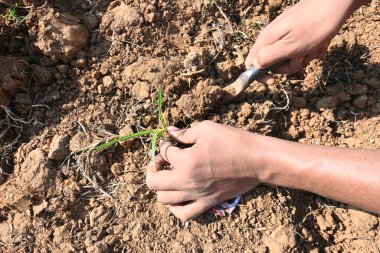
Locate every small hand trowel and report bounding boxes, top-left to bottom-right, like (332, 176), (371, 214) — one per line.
(222, 61), (285, 98)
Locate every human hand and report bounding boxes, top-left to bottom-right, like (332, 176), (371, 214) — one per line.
(146, 121), (265, 221)
(246, 0), (364, 85)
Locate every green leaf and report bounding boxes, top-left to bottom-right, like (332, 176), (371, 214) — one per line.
(151, 130), (159, 160)
(95, 129), (156, 151)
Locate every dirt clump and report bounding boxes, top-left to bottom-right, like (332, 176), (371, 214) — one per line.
(173, 79), (226, 120)
(264, 225), (297, 253)
(122, 57), (179, 101)
(123, 57), (178, 85)
(119, 125), (135, 148)
(48, 134), (70, 161)
(0, 149), (55, 211)
(69, 131), (91, 152)
(183, 46), (209, 72)
(0, 57), (30, 105)
(27, 7), (89, 63)
(101, 2), (143, 33)
(316, 96), (339, 109)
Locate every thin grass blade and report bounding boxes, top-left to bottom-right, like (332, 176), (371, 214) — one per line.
(151, 130), (159, 160)
(95, 129), (156, 151)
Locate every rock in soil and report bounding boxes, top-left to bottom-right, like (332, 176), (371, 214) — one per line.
(48, 135), (70, 161)
(100, 3), (143, 34)
(0, 149), (55, 211)
(69, 131), (91, 152)
(353, 95), (368, 109)
(28, 7), (89, 63)
(0, 57), (30, 105)
(173, 79), (226, 120)
(264, 225), (297, 253)
(316, 96), (339, 109)
(119, 125), (135, 148)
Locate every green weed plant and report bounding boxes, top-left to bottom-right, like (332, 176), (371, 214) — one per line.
(95, 87), (169, 159)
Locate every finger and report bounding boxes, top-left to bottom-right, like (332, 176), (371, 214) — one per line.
(254, 39), (295, 69)
(245, 23), (288, 68)
(146, 169), (181, 191)
(159, 141), (183, 163)
(157, 191), (193, 205)
(167, 126), (200, 145)
(303, 50), (320, 64)
(168, 201), (209, 222)
(147, 154), (167, 173)
(256, 72), (276, 85)
(272, 56), (304, 75)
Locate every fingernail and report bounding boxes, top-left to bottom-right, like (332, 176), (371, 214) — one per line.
(167, 126), (180, 132)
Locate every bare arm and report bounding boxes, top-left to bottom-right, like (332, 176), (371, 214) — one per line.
(255, 135), (380, 214)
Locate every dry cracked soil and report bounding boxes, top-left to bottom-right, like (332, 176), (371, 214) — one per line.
(0, 0), (379, 252)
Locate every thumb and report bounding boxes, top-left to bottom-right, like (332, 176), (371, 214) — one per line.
(167, 126), (199, 145)
(254, 40), (293, 69)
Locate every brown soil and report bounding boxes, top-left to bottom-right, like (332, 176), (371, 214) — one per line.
(0, 0), (379, 252)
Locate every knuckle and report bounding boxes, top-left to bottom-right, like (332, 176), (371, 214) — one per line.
(199, 120), (213, 130)
(183, 153), (198, 174)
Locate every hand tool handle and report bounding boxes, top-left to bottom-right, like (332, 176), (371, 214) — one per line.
(233, 61), (286, 95)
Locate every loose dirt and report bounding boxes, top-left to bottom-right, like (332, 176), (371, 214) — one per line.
(0, 0), (379, 252)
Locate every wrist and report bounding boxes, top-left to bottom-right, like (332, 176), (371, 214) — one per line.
(248, 135), (310, 188)
(335, 0), (368, 17)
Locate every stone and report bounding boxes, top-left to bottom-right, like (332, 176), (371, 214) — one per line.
(351, 84), (368, 95)
(316, 96), (338, 109)
(353, 95), (368, 109)
(371, 103), (380, 114)
(111, 163), (123, 176)
(268, 0), (283, 11)
(89, 205), (112, 227)
(119, 125), (135, 148)
(83, 14), (99, 30)
(366, 77), (380, 89)
(0, 57), (30, 105)
(131, 81), (151, 100)
(29, 7), (89, 63)
(291, 97), (306, 109)
(32, 65), (53, 86)
(103, 75), (113, 88)
(336, 92), (351, 102)
(48, 135), (70, 161)
(264, 225), (297, 253)
(69, 132), (90, 152)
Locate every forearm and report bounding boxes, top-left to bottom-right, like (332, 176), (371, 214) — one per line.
(253, 135), (380, 214)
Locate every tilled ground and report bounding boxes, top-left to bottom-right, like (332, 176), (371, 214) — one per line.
(0, 0), (379, 252)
